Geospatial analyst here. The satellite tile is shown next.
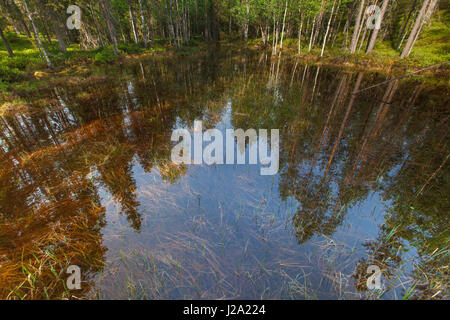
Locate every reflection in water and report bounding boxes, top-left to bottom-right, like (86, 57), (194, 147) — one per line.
(0, 50), (448, 299)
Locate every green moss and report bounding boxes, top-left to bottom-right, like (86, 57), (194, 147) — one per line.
(94, 47), (119, 64)
(149, 43), (167, 53)
(406, 12), (450, 66)
(0, 64), (25, 82)
(118, 43), (145, 54)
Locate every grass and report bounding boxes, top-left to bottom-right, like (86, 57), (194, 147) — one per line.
(0, 32), (169, 94)
(404, 9), (450, 66)
(0, 31), (215, 108)
(0, 33), (95, 79)
(0, 203), (106, 299)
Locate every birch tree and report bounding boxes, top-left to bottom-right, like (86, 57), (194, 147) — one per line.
(349, 0), (365, 54)
(320, 0), (336, 57)
(101, 0), (119, 55)
(22, 0), (52, 68)
(401, 0), (437, 58)
(366, 0), (390, 54)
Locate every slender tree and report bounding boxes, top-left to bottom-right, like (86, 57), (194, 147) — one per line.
(46, 5), (67, 53)
(320, 0), (336, 57)
(22, 0), (52, 68)
(400, 0), (430, 58)
(350, 0), (365, 54)
(297, 14), (303, 54)
(138, 0), (148, 47)
(0, 25), (14, 57)
(129, 3), (139, 44)
(396, 0), (418, 50)
(366, 0), (390, 54)
(279, 0), (288, 51)
(101, 0), (119, 55)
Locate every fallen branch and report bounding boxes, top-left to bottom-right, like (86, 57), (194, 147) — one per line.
(354, 60), (450, 94)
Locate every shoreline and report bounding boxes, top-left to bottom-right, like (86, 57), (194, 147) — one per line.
(1, 42), (448, 116)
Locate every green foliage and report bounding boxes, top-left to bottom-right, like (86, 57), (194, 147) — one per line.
(0, 33), (31, 81)
(148, 41), (167, 53)
(94, 47), (120, 64)
(0, 64), (25, 82)
(0, 31), (33, 48)
(2, 54), (30, 69)
(187, 38), (200, 46)
(406, 11), (450, 66)
(118, 43), (145, 54)
(0, 32), (46, 70)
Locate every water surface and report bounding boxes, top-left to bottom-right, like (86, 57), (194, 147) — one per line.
(0, 50), (448, 299)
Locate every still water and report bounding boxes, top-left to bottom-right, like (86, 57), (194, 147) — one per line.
(0, 49), (448, 299)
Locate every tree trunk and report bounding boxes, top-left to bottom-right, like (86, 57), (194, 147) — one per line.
(0, 26), (15, 57)
(396, 0), (418, 50)
(48, 10), (67, 53)
(366, 0), (389, 53)
(129, 4), (139, 44)
(350, 0), (365, 54)
(138, 0), (149, 47)
(146, 5), (155, 41)
(244, 0), (250, 48)
(53, 23), (67, 53)
(321, 0), (336, 57)
(23, 0), (52, 68)
(271, 13), (276, 55)
(279, 0), (288, 51)
(308, 16), (316, 52)
(297, 17), (303, 54)
(328, 0), (341, 45)
(424, 0), (438, 22)
(400, 0), (430, 58)
(167, 0), (177, 46)
(4, 0), (32, 38)
(312, 0), (326, 46)
(101, 0), (119, 55)
(89, 2), (104, 47)
(260, 25), (266, 44)
(204, 0), (209, 40)
(407, 0), (436, 58)
(406, 0), (438, 56)
(331, 1), (343, 47)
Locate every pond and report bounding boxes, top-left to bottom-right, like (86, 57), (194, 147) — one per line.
(0, 49), (448, 299)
